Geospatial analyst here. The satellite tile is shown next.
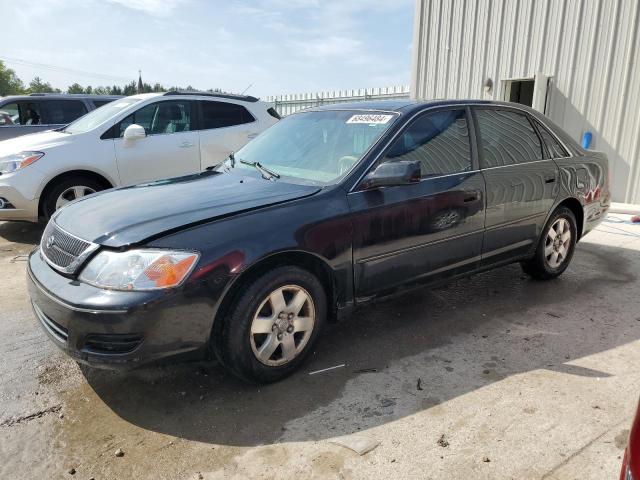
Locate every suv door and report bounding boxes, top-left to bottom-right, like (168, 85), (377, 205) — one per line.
(0, 100), (48, 140)
(112, 100), (200, 185)
(197, 100), (258, 169)
(348, 107), (485, 300)
(473, 106), (559, 265)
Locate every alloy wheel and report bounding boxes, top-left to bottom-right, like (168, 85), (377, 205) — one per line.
(249, 285), (316, 367)
(55, 186), (96, 210)
(545, 218), (571, 268)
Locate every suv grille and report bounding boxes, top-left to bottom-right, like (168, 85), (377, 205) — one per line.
(40, 221), (96, 273)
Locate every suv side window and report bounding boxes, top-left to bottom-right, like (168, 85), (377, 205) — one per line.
(0, 101), (44, 126)
(384, 108), (472, 177)
(0, 102), (19, 126)
(534, 120), (570, 159)
(43, 100), (88, 124)
(115, 101), (193, 137)
(200, 100), (254, 129)
(92, 99), (115, 108)
(475, 108), (544, 168)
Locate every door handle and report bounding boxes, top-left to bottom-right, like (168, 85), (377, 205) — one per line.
(463, 193), (478, 203)
(544, 176), (556, 184)
(179, 141), (195, 148)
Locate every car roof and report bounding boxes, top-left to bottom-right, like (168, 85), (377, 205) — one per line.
(307, 98), (541, 115)
(0, 94), (122, 101)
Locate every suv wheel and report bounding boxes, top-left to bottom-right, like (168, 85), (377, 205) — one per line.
(42, 176), (104, 220)
(215, 266), (327, 383)
(521, 206), (578, 280)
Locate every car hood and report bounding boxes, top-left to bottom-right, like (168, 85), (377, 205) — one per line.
(53, 171), (321, 247)
(0, 130), (73, 156)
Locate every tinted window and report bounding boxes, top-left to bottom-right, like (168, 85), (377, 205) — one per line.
(200, 101), (254, 129)
(384, 109), (472, 177)
(475, 109), (543, 167)
(92, 99), (115, 108)
(116, 101), (192, 137)
(535, 120), (569, 158)
(44, 100), (88, 124)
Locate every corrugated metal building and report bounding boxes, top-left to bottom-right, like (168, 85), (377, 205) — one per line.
(411, 0), (640, 203)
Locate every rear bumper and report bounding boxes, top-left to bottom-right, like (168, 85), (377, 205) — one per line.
(27, 249), (215, 369)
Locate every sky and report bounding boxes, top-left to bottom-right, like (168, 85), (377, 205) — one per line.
(1, 0), (414, 98)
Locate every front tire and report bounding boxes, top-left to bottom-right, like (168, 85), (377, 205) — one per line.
(215, 266), (327, 383)
(521, 206), (577, 280)
(42, 176), (105, 220)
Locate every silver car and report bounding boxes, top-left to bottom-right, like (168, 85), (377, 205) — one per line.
(0, 93), (121, 140)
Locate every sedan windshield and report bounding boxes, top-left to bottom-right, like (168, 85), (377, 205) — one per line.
(63, 97), (141, 134)
(232, 110), (398, 184)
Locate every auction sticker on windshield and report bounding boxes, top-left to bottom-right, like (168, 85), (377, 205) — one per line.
(346, 114), (394, 124)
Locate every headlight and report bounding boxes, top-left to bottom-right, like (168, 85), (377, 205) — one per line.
(0, 151), (45, 174)
(79, 249), (199, 291)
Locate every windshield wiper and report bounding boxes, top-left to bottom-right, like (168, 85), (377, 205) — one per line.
(239, 159), (280, 180)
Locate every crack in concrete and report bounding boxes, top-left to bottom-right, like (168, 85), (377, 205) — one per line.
(0, 404), (62, 427)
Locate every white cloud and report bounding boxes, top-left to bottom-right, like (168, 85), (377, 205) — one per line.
(106, 0), (187, 16)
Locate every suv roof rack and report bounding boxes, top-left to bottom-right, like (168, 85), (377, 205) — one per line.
(163, 91), (259, 103)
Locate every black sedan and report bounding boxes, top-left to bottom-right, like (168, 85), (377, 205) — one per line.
(27, 100), (610, 383)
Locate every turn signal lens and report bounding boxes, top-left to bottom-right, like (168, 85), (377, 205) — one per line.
(79, 249), (199, 291)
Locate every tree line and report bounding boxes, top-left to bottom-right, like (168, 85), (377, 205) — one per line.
(0, 61), (222, 96)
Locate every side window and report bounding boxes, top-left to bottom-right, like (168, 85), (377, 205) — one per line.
(0, 102), (19, 126)
(43, 100), (88, 124)
(475, 108), (544, 168)
(534, 120), (569, 158)
(4, 101), (44, 126)
(92, 100), (114, 108)
(200, 101), (254, 129)
(116, 101), (192, 137)
(384, 109), (472, 177)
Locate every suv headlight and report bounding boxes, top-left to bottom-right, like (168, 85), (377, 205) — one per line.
(0, 151), (45, 174)
(79, 249), (199, 291)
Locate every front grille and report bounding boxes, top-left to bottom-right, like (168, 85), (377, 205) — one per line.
(40, 221), (94, 273)
(32, 302), (68, 343)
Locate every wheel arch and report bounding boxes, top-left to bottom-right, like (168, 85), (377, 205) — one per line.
(556, 197), (584, 241)
(213, 250), (338, 333)
(38, 170), (114, 218)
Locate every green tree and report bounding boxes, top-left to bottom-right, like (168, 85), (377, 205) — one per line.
(0, 60), (25, 95)
(122, 81), (137, 96)
(67, 83), (84, 94)
(27, 76), (59, 93)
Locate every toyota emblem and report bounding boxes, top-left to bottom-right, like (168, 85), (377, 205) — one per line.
(46, 235), (55, 249)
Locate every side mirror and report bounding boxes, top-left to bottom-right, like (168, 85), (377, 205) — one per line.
(360, 160), (421, 190)
(123, 124), (146, 140)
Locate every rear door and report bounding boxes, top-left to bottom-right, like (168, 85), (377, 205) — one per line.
(348, 107), (485, 300)
(113, 99), (200, 185)
(473, 106), (559, 265)
(197, 100), (260, 169)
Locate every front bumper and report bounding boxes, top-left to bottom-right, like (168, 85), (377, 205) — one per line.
(0, 183), (39, 221)
(27, 249), (215, 369)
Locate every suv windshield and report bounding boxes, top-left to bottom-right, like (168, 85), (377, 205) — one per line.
(63, 97), (140, 134)
(231, 110), (398, 184)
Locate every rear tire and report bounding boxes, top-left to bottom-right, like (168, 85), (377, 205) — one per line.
(521, 206), (577, 280)
(214, 266), (327, 383)
(42, 176), (105, 220)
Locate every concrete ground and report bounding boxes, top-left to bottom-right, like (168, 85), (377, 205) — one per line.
(1, 215), (639, 480)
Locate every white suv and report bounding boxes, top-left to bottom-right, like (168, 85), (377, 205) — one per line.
(0, 91), (280, 221)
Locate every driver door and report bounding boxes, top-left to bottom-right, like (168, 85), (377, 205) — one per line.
(347, 107), (486, 301)
(113, 100), (200, 185)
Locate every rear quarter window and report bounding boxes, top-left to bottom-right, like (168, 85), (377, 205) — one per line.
(44, 100), (88, 124)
